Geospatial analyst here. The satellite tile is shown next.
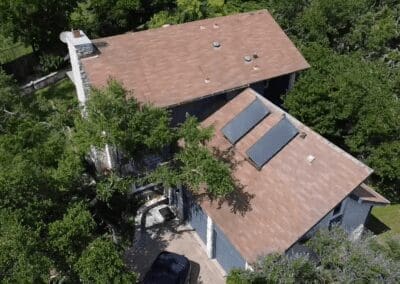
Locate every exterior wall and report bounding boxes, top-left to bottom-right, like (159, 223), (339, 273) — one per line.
(169, 92), (231, 125)
(182, 189), (246, 273)
(170, 73), (293, 125)
(301, 195), (372, 241)
(341, 196), (372, 233)
(302, 209), (332, 240)
(213, 222), (246, 273)
(189, 204), (208, 244)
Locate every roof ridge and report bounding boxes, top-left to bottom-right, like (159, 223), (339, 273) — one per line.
(93, 10), (273, 41)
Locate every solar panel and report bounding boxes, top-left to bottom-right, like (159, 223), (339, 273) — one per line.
(246, 117), (298, 169)
(222, 98), (270, 144)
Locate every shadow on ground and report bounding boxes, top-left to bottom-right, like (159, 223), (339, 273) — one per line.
(124, 220), (205, 282)
(189, 261), (201, 284)
(124, 220), (189, 275)
(365, 214), (391, 235)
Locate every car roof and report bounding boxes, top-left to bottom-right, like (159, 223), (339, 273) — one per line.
(144, 251), (190, 284)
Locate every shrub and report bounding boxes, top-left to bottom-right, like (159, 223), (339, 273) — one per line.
(39, 54), (64, 74)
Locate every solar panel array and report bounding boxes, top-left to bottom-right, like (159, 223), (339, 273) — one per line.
(222, 98), (270, 144)
(246, 117), (298, 169)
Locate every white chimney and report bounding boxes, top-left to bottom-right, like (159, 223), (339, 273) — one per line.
(61, 30), (96, 107)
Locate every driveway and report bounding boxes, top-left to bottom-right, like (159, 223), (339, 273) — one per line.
(124, 220), (226, 283)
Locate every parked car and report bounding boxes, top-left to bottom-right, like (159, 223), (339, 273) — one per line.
(143, 251), (191, 284)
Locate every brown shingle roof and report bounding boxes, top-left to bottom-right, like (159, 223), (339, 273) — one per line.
(82, 10), (310, 107)
(353, 183), (390, 205)
(200, 88), (373, 263)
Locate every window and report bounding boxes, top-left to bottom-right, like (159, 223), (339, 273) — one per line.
(329, 200), (345, 229)
(332, 202), (342, 216)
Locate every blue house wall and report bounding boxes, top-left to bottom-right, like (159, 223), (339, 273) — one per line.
(213, 223), (246, 272)
(189, 203), (208, 244)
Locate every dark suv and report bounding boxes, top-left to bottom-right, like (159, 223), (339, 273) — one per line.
(143, 251), (191, 284)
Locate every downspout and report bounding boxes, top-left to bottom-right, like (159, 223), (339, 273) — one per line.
(206, 216), (215, 258)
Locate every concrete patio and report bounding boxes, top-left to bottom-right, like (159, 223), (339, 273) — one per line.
(124, 220), (226, 283)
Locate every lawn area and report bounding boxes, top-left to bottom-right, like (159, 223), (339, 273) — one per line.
(369, 204), (400, 239)
(35, 78), (76, 98)
(0, 34), (32, 64)
(34, 78), (78, 116)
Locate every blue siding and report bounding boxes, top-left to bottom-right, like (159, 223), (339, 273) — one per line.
(214, 224), (246, 272)
(189, 203), (207, 244)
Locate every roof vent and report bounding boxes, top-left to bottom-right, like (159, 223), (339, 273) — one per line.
(253, 65), (260, 71)
(307, 155), (316, 164)
(200, 25), (206, 30)
(253, 53), (259, 59)
(300, 132), (307, 139)
(212, 41), (221, 48)
(204, 78), (211, 83)
(213, 23), (219, 29)
(244, 55), (252, 63)
(162, 24), (170, 28)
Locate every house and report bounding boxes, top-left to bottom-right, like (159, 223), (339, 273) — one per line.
(62, 10), (389, 274)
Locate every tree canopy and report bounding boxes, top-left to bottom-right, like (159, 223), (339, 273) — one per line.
(0, 70), (234, 281)
(284, 43), (400, 201)
(0, 0), (78, 52)
(228, 228), (400, 283)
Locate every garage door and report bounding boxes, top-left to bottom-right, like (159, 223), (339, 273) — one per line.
(189, 203), (207, 244)
(214, 224), (246, 273)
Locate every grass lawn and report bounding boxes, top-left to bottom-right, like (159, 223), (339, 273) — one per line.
(35, 78), (76, 98)
(369, 204), (400, 239)
(34, 78), (78, 117)
(0, 35), (32, 64)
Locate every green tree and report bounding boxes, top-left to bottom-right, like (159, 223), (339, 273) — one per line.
(70, 0), (141, 38)
(0, 74), (235, 281)
(73, 80), (234, 198)
(0, 210), (52, 283)
(266, 0), (400, 65)
(0, 76), (138, 281)
(227, 228), (400, 283)
(70, 0), (178, 37)
(294, 0), (371, 47)
(75, 238), (136, 283)
(0, 0), (78, 52)
(49, 203), (96, 266)
(148, 0), (226, 28)
(284, 43), (400, 200)
(0, 69), (24, 133)
(147, 116), (235, 197)
(73, 79), (174, 158)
